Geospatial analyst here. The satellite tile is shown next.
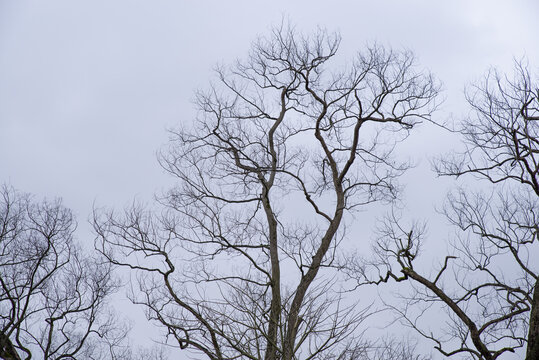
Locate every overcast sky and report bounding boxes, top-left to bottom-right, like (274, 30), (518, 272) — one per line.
(1, 1), (538, 358)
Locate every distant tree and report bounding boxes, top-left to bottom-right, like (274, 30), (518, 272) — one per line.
(363, 61), (539, 360)
(0, 185), (129, 360)
(93, 23), (440, 360)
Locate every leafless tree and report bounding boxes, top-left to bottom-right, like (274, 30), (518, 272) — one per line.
(359, 61), (538, 360)
(0, 185), (130, 360)
(93, 23), (440, 360)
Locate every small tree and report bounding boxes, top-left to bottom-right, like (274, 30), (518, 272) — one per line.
(365, 62), (538, 360)
(94, 24), (440, 360)
(0, 185), (128, 360)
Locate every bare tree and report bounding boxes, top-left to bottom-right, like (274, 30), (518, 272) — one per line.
(360, 61), (538, 360)
(94, 23), (440, 360)
(0, 185), (129, 360)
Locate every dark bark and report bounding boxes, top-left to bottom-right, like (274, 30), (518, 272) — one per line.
(527, 279), (539, 360)
(402, 268), (494, 360)
(0, 333), (21, 360)
(261, 191), (281, 360)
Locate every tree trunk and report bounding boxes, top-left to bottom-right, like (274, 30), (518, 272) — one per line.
(527, 279), (539, 360)
(0, 332), (21, 360)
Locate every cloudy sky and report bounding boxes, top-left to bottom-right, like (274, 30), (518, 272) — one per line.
(1, 0), (538, 357)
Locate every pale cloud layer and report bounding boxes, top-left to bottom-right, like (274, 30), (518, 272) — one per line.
(1, 0), (537, 203)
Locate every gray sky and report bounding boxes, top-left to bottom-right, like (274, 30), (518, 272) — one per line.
(2, 1), (538, 207)
(1, 0), (538, 358)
